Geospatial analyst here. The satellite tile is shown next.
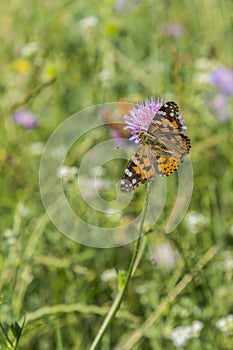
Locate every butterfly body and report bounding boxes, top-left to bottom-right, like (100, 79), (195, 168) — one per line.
(120, 101), (191, 193)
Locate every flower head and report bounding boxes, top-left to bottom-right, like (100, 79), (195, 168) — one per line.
(12, 109), (38, 129)
(79, 16), (98, 41)
(170, 321), (204, 348)
(124, 97), (187, 143)
(216, 314), (233, 333)
(148, 242), (180, 270)
(210, 94), (231, 122)
(101, 268), (117, 282)
(211, 67), (233, 95)
(21, 42), (38, 57)
(162, 23), (184, 38)
(57, 165), (78, 181)
(79, 16), (98, 30)
(185, 211), (208, 234)
(114, 0), (125, 12)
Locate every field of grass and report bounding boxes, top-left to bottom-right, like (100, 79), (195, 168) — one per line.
(0, 1), (233, 349)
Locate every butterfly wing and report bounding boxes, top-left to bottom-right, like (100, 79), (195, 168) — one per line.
(120, 145), (156, 192)
(147, 101), (191, 172)
(148, 101), (184, 134)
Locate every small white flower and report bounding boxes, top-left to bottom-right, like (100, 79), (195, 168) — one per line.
(79, 16), (98, 29)
(216, 314), (233, 333)
(21, 42), (38, 57)
(80, 16), (98, 41)
(101, 269), (117, 282)
(98, 70), (112, 81)
(69, 166), (79, 176)
(22, 271), (34, 283)
(149, 242), (179, 270)
(190, 320), (204, 335)
(7, 237), (17, 245)
(30, 142), (44, 155)
(193, 72), (212, 85)
(4, 229), (14, 237)
(57, 165), (78, 181)
(185, 211), (208, 234)
(18, 204), (30, 217)
(57, 165), (69, 178)
(4, 229), (16, 245)
(170, 321), (204, 348)
(224, 257), (233, 270)
(194, 58), (217, 71)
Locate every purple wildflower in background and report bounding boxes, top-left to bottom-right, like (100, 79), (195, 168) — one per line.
(210, 94), (230, 122)
(211, 67), (233, 95)
(109, 128), (127, 147)
(149, 242), (179, 270)
(162, 22), (184, 38)
(124, 97), (187, 143)
(13, 110), (38, 129)
(114, 0), (125, 12)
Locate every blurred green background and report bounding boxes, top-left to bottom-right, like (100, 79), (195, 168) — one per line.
(0, 0), (233, 349)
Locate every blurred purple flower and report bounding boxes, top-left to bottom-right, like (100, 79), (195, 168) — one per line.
(149, 242), (180, 270)
(124, 97), (187, 143)
(163, 23), (184, 38)
(211, 67), (233, 95)
(114, 0), (125, 12)
(13, 110), (38, 129)
(211, 94), (231, 122)
(109, 128), (127, 147)
(102, 103), (132, 147)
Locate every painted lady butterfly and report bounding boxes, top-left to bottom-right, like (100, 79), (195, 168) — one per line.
(120, 101), (191, 192)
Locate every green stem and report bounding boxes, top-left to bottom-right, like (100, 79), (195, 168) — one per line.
(0, 323), (14, 348)
(89, 184), (151, 350)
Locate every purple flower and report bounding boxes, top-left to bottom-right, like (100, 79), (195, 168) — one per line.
(211, 67), (233, 95)
(210, 94), (231, 122)
(109, 128), (128, 147)
(13, 110), (38, 129)
(114, 0), (125, 12)
(149, 242), (180, 270)
(102, 104), (132, 147)
(162, 23), (184, 38)
(124, 97), (187, 143)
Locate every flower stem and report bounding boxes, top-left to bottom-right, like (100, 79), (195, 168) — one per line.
(89, 184), (151, 350)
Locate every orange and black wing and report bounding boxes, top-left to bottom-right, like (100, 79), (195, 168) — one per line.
(120, 145), (156, 192)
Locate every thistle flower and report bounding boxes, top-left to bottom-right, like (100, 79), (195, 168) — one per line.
(13, 109), (38, 129)
(211, 67), (233, 95)
(124, 97), (187, 143)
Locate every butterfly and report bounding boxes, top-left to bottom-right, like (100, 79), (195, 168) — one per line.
(120, 101), (191, 192)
